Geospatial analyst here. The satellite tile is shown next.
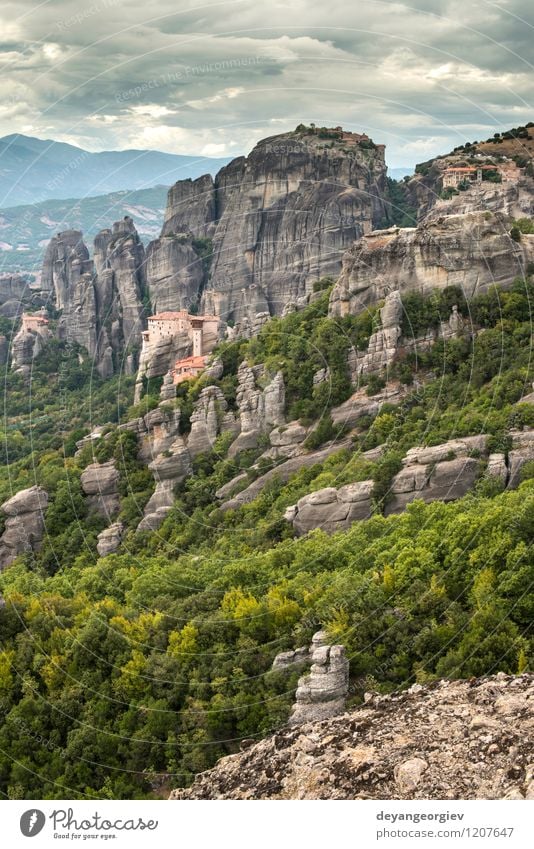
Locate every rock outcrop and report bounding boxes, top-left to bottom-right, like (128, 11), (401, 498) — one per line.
(201, 129), (388, 323)
(385, 435), (486, 515)
(187, 386), (237, 456)
(170, 673), (534, 799)
(0, 486), (48, 569)
(330, 382), (407, 430)
(11, 317), (51, 375)
(145, 236), (206, 314)
(289, 631), (349, 725)
(329, 212), (533, 318)
(286, 480), (374, 535)
(508, 428), (534, 488)
(96, 522), (124, 557)
(0, 273), (31, 318)
(227, 363), (285, 457)
(42, 219), (146, 377)
(142, 128), (389, 330)
(80, 460), (120, 518)
(139, 439), (192, 532)
(161, 174), (216, 239)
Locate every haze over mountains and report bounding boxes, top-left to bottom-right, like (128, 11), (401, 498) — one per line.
(0, 186), (168, 274)
(0, 134), (230, 208)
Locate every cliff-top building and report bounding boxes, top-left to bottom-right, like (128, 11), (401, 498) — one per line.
(142, 310), (219, 357)
(138, 311), (220, 391)
(442, 165), (501, 188)
(21, 311), (49, 333)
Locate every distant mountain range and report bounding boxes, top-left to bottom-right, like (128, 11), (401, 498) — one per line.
(0, 134), (230, 208)
(0, 186), (169, 275)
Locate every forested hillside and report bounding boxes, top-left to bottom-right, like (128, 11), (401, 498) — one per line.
(0, 276), (533, 799)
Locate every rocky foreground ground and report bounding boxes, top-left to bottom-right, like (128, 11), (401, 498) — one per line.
(170, 674), (534, 800)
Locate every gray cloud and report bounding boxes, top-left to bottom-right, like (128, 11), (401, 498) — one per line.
(0, 0), (532, 167)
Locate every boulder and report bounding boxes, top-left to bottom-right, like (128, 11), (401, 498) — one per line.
(289, 631), (350, 725)
(96, 522), (124, 557)
(80, 460), (120, 517)
(0, 486), (48, 569)
(288, 480), (374, 535)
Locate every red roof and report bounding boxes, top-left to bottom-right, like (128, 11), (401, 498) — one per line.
(149, 311), (188, 320)
(174, 355), (208, 369)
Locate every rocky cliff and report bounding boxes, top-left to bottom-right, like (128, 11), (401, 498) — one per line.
(329, 212), (534, 318)
(170, 673), (534, 800)
(42, 218), (145, 377)
(0, 486), (48, 570)
(145, 127), (389, 327)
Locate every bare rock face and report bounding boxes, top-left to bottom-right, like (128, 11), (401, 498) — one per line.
(142, 129), (388, 328)
(145, 236), (206, 314)
(508, 429), (534, 488)
(0, 274), (30, 317)
(139, 439), (192, 532)
(42, 220), (145, 377)
(187, 386), (237, 456)
(329, 212), (533, 318)
(220, 438), (353, 512)
(80, 460), (120, 518)
(385, 436), (486, 515)
(93, 217), (145, 353)
(351, 290), (403, 377)
(289, 631), (350, 725)
(159, 371), (176, 402)
(96, 522), (124, 557)
(171, 673), (534, 800)
(201, 130), (388, 324)
(272, 646), (310, 670)
(0, 486), (48, 569)
(228, 363), (285, 457)
(161, 174), (216, 238)
(330, 382), (407, 429)
(287, 480), (374, 536)
(11, 321), (51, 374)
(134, 405), (182, 464)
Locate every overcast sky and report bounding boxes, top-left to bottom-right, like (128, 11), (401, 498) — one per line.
(0, 0), (532, 167)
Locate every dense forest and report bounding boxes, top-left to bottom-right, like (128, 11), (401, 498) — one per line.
(0, 278), (533, 798)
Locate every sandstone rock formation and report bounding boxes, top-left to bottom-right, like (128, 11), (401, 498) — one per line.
(289, 631), (349, 725)
(96, 522), (124, 557)
(286, 480), (374, 535)
(161, 174), (216, 239)
(227, 363), (285, 457)
(385, 435), (486, 515)
(80, 460), (120, 518)
(329, 212), (533, 319)
(350, 290), (402, 377)
(133, 405), (183, 464)
(0, 486), (48, 569)
(171, 673), (534, 799)
(508, 429), (534, 488)
(201, 129), (388, 323)
(11, 317), (51, 375)
(139, 439), (192, 532)
(145, 236), (206, 314)
(141, 128), (388, 331)
(187, 386), (237, 456)
(330, 382), (407, 429)
(0, 273), (31, 318)
(219, 438), (353, 512)
(42, 219), (146, 377)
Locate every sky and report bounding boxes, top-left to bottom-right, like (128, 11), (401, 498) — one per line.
(0, 0), (532, 167)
